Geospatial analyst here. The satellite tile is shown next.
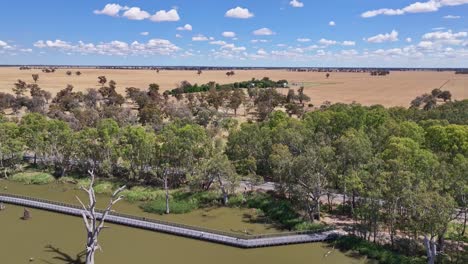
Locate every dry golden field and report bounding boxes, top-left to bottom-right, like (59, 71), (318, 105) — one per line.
(0, 67), (466, 107)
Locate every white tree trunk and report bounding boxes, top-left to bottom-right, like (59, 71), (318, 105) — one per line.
(423, 235), (437, 264)
(164, 170), (170, 214)
(217, 174), (228, 205)
(76, 170), (126, 264)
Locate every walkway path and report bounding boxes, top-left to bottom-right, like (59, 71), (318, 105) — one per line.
(0, 193), (338, 248)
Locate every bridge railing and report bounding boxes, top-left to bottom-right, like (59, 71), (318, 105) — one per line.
(0, 192), (332, 240)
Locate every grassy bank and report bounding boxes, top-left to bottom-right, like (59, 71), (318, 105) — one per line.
(6, 171), (328, 232)
(10, 171), (55, 185)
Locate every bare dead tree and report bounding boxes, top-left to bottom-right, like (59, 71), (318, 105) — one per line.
(76, 170), (126, 264)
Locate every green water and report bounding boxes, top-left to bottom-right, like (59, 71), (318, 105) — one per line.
(0, 205), (368, 264)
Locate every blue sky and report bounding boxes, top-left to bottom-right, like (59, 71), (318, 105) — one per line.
(0, 0), (467, 67)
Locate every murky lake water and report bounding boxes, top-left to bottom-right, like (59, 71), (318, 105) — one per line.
(0, 180), (368, 263)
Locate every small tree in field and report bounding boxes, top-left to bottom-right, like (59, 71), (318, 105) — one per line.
(326, 73), (330, 79)
(76, 71), (82, 76)
(66, 71), (72, 76)
(76, 170), (126, 264)
(98, 76), (107, 87)
(32, 74), (39, 83)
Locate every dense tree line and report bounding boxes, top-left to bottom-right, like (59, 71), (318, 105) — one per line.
(226, 103), (467, 263)
(169, 77), (289, 95)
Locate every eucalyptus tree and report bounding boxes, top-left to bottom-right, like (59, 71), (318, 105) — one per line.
(20, 113), (48, 165)
(43, 119), (76, 176)
(76, 170), (126, 264)
(292, 146), (335, 221)
(335, 128), (373, 213)
(0, 121), (23, 177)
(194, 153), (239, 205)
(119, 125), (156, 181)
(32, 74), (39, 83)
(156, 122), (212, 213)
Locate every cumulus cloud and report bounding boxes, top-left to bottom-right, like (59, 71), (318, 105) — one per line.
(342, 41), (356, 46)
(33, 39), (180, 56)
(94, 3), (127, 17)
(123, 7), (150, 20)
(177, 24), (192, 31)
(362, 0), (468, 18)
(222, 31), (236, 38)
(150, 9), (180, 22)
(253, 28), (275, 36)
(257, 49), (268, 55)
(140, 32), (149, 36)
(0, 40), (7, 47)
(406, 37), (413, 42)
(225, 7), (254, 19)
(290, 0), (304, 8)
(366, 30), (399, 43)
(329, 21), (336, 26)
(297, 38), (311, 42)
(192, 35), (209, 41)
(210, 40), (227, 45)
(422, 30), (467, 45)
(318, 38), (337, 45)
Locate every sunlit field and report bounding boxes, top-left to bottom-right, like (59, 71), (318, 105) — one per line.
(1, 67), (466, 107)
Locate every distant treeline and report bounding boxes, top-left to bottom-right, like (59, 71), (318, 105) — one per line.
(169, 78), (289, 95)
(5, 65), (467, 72)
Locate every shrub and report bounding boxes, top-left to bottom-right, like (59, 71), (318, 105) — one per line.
(121, 187), (167, 203)
(76, 179), (114, 195)
(333, 236), (425, 264)
(10, 172), (55, 185)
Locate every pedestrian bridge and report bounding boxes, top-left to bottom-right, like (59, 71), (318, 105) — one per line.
(0, 193), (338, 248)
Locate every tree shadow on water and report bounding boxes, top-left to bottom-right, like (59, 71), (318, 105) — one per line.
(41, 245), (86, 264)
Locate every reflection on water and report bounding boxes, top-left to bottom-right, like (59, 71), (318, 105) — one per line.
(0, 205), (367, 264)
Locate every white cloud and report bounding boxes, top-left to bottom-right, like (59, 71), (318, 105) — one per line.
(290, 0), (304, 8)
(297, 38), (311, 42)
(210, 40), (227, 45)
(140, 32), (149, 36)
(318, 38), (337, 45)
(0, 40), (7, 47)
(406, 37), (413, 42)
(362, 0), (468, 18)
(251, 39), (270, 43)
(422, 30), (467, 45)
(366, 30), (399, 43)
(192, 35), (209, 41)
(94, 3), (127, 17)
(222, 31), (236, 38)
(257, 49), (268, 55)
(253, 28), (275, 36)
(175, 34), (183, 38)
(150, 9), (180, 22)
(329, 21), (336, 26)
(34, 38), (180, 56)
(225, 7), (254, 19)
(342, 41), (356, 46)
(177, 24), (192, 31)
(123, 7), (150, 20)
(418, 41), (434, 49)
(443, 15), (461, 19)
